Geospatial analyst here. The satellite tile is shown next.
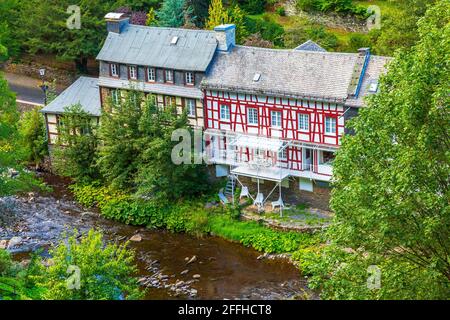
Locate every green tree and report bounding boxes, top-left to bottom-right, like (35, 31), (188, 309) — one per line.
(53, 104), (100, 183)
(0, 73), (41, 195)
(371, 0), (436, 56)
(156, 0), (193, 27)
(311, 0), (449, 299)
(186, 0), (211, 27)
(97, 90), (145, 190)
(37, 229), (142, 300)
(18, 107), (48, 168)
(205, 0), (229, 29)
(15, 0), (125, 72)
(135, 101), (209, 200)
(206, 0), (248, 44)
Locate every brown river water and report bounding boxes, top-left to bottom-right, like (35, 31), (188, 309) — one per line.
(0, 173), (314, 300)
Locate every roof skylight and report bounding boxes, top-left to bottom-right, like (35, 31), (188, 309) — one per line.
(253, 73), (261, 82)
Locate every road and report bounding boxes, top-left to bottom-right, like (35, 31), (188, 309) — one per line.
(3, 72), (66, 106)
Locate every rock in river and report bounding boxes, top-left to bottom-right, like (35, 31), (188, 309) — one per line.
(7, 236), (22, 249)
(130, 234), (143, 242)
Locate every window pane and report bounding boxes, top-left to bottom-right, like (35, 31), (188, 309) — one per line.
(220, 105), (230, 120)
(325, 117), (336, 134)
(298, 113), (309, 131)
(187, 99), (196, 116)
(186, 72), (194, 84)
(247, 108), (258, 125)
(271, 111), (281, 127)
(147, 68), (155, 81)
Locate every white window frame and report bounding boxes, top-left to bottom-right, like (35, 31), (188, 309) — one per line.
(271, 110), (282, 128)
(325, 116), (337, 135)
(278, 148), (287, 160)
(165, 70), (174, 83)
(111, 90), (120, 105)
(298, 113), (309, 132)
(129, 66), (137, 80)
(220, 104), (231, 121)
(110, 63), (119, 77)
(147, 67), (156, 82)
(186, 99), (196, 117)
(185, 72), (194, 85)
(247, 108), (258, 125)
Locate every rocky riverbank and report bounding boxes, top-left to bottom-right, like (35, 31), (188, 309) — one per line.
(0, 174), (317, 300)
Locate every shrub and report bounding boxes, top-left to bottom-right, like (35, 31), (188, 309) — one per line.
(347, 33), (372, 52)
(276, 6), (286, 16)
(244, 14), (285, 46)
(18, 107), (48, 166)
(37, 229), (142, 300)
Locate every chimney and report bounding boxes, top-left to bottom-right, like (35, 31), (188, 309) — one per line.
(105, 12), (130, 34)
(214, 24), (236, 52)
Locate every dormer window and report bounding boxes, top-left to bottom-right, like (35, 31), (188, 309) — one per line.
(165, 70), (174, 83)
(110, 63), (119, 77)
(147, 67), (156, 82)
(185, 72), (194, 85)
(128, 66), (137, 80)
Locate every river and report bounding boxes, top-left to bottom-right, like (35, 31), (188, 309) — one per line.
(0, 173), (315, 300)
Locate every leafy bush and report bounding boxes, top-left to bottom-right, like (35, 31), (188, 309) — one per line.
(276, 6), (286, 16)
(18, 107), (48, 166)
(239, 0), (267, 15)
(71, 183), (320, 254)
(284, 24), (338, 50)
(37, 229), (142, 300)
(347, 33), (372, 52)
(244, 14), (285, 46)
(297, 0), (367, 17)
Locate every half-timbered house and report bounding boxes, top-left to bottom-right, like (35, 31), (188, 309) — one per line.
(41, 14), (390, 207)
(201, 27), (390, 202)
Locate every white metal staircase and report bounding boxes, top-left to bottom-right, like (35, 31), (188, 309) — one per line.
(224, 175), (236, 197)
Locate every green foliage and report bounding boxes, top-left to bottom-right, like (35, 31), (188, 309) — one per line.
(206, 0), (248, 44)
(0, 73), (43, 195)
(18, 107), (48, 166)
(276, 6), (286, 16)
(156, 0), (193, 27)
(310, 1), (450, 299)
(0, 249), (44, 300)
(209, 214), (319, 253)
(284, 23), (338, 50)
(347, 32), (371, 52)
(52, 104), (100, 183)
(71, 183), (319, 254)
(297, 0), (367, 17)
(186, 0), (211, 27)
(11, 0), (132, 71)
(98, 90), (209, 199)
(244, 14), (284, 46)
(36, 229), (142, 300)
(239, 0), (267, 15)
(370, 0), (435, 56)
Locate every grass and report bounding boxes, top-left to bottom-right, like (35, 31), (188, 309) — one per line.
(263, 203), (331, 226)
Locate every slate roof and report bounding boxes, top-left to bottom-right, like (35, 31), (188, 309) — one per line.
(40, 77), (101, 116)
(345, 55), (392, 107)
(202, 45), (390, 106)
(96, 25), (218, 72)
(295, 40), (327, 52)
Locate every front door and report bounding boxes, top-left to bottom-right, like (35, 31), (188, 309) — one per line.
(302, 148), (312, 171)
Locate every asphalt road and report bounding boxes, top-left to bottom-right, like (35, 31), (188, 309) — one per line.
(3, 72), (66, 105)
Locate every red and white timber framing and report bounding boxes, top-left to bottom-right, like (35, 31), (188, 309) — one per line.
(204, 90), (345, 180)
